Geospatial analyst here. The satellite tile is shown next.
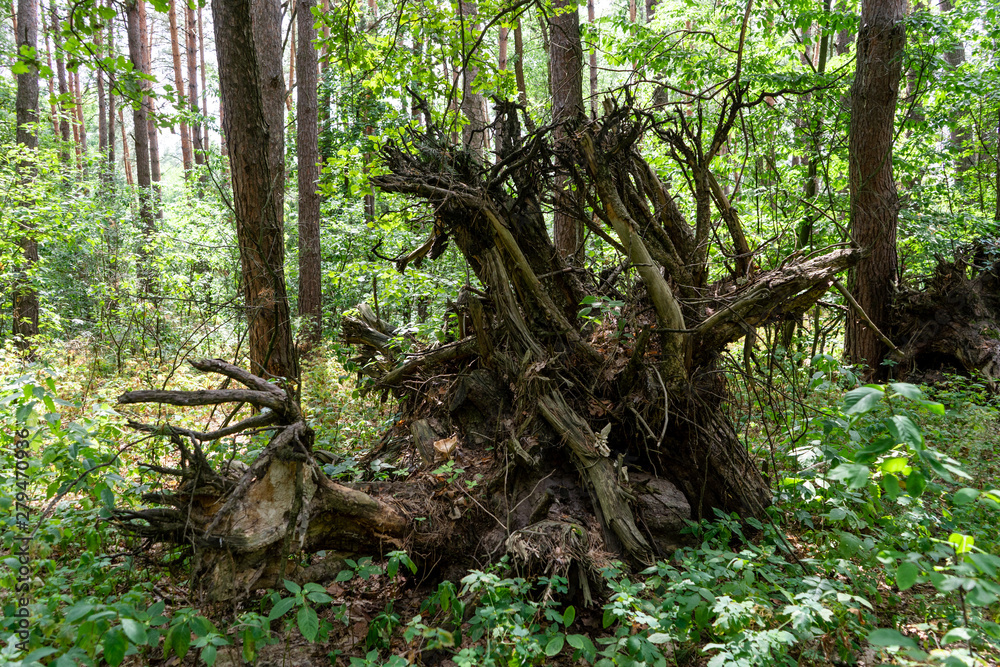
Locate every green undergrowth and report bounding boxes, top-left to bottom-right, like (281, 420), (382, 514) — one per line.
(1, 344), (1000, 666)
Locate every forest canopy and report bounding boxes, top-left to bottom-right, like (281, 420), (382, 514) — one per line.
(1, 0), (1000, 664)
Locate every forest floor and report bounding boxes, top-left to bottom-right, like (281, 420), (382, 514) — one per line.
(2, 340), (1000, 666)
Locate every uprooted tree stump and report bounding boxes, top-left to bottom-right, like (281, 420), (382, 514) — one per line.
(114, 97), (862, 602)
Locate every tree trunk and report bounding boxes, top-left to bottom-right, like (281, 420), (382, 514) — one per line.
(108, 13), (116, 190)
(199, 4), (209, 154)
(126, 0), (155, 294)
(42, 8), (58, 138)
(50, 0), (71, 167)
(119, 106), (133, 187)
(186, 0), (205, 167)
(213, 0), (296, 380)
(169, 0), (193, 174)
(458, 0), (487, 160)
(513, 19), (528, 107)
(287, 15), (295, 113)
(845, 0), (905, 379)
(97, 22), (109, 183)
(13, 0), (39, 343)
(251, 0), (286, 229)
(139, 0), (162, 212)
(587, 0), (597, 119)
(298, 0), (322, 348)
(550, 0), (586, 262)
(69, 69), (83, 173)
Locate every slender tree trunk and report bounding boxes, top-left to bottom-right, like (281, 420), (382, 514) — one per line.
(139, 0), (162, 216)
(550, 0), (585, 262)
(186, 1), (204, 166)
(69, 69), (83, 171)
(457, 0), (487, 160)
(513, 19), (528, 107)
(42, 9), (58, 137)
(213, 0), (296, 380)
(318, 0), (331, 160)
(251, 0), (285, 228)
(845, 0), (905, 378)
(298, 0), (322, 347)
(199, 5), (209, 153)
(169, 0), (193, 173)
(287, 16), (295, 113)
(126, 0), (156, 294)
(119, 106), (133, 187)
(50, 0), (71, 166)
(587, 0), (597, 119)
(97, 23), (109, 183)
(13, 0), (39, 343)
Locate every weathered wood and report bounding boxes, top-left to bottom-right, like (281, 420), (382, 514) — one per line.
(118, 388), (286, 412)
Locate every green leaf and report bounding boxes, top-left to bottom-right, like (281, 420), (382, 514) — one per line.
(896, 562), (918, 591)
(829, 462), (869, 489)
(171, 622), (191, 661)
(121, 618), (148, 645)
(948, 533), (974, 554)
(298, 605), (319, 642)
(906, 470), (926, 497)
(889, 382), (923, 400)
(843, 386), (884, 415)
(103, 629), (128, 667)
(201, 644), (218, 666)
(868, 628), (919, 650)
(647, 632), (673, 644)
(12, 61), (29, 75)
(544, 634), (565, 656)
(268, 597), (297, 621)
(855, 435), (897, 462)
(969, 552), (1000, 577)
(563, 605), (575, 627)
(886, 415), (923, 450)
(880, 456), (909, 473)
(882, 474), (900, 500)
(953, 488), (979, 506)
(284, 579), (302, 595)
(942, 627), (974, 645)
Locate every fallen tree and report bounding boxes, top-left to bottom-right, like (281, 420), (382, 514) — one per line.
(113, 96), (862, 601)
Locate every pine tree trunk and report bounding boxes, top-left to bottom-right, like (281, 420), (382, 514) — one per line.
(251, 0), (285, 229)
(214, 0), (295, 380)
(126, 0), (156, 293)
(13, 0), (39, 343)
(550, 0), (585, 262)
(97, 23), (109, 182)
(297, 0), (322, 348)
(168, 0), (193, 173)
(587, 0), (597, 119)
(186, 1), (204, 166)
(845, 0), (905, 379)
(199, 5), (209, 154)
(119, 107), (133, 187)
(42, 9), (58, 138)
(107, 4), (116, 189)
(50, 1), (71, 166)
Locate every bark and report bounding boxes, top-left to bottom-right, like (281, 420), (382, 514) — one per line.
(845, 0), (905, 379)
(213, 0), (296, 380)
(251, 0), (286, 229)
(41, 9), (57, 138)
(199, 5), (209, 153)
(13, 0), (39, 342)
(108, 10), (116, 190)
(97, 23), (109, 183)
(513, 19), (528, 107)
(119, 106), (133, 187)
(298, 0), (322, 347)
(550, 0), (585, 262)
(287, 16), (295, 113)
(49, 0), (71, 166)
(458, 0), (487, 160)
(138, 0), (161, 195)
(126, 0), (155, 293)
(186, 0), (205, 166)
(69, 69), (83, 172)
(169, 0), (193, 173)
(587, 0), (597, 119)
